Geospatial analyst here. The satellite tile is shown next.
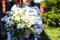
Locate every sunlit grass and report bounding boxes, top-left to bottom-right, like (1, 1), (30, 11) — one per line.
(44, 27), (60, 40)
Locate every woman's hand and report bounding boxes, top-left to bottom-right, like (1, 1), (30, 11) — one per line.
(21, 31), (30, 39)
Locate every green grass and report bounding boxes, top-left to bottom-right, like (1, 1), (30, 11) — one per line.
(44, 27), (60, 40)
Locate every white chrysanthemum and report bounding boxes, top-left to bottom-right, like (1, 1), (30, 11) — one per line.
(13, 12), (19, 16)
(14, 16), (20, 21)
(1, 15), (7, 22)
(2, 16), (12, 23)
(17, 23), (24, 29)
(31, 28), (36, 33)
(5, 20), (14, 28)
(27, 23), (32, 28)
(20, 16), (26, 21)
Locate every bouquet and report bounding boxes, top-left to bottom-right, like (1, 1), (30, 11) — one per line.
(1, 9), (39, 39)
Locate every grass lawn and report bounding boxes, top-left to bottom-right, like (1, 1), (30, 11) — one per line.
(40, 27), (60, 40)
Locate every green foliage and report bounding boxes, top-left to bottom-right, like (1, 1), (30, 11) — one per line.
(6, 0), (14, 11)
(43, 0), (60, 27)
(43, 11), (60, 27)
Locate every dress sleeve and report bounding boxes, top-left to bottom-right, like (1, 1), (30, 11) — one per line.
(34, 6), (43, 35)
(10, 4), (17, 12)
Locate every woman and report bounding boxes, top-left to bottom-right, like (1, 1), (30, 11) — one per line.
(21, 0), (43, 40)
(10, 0), (43, 40)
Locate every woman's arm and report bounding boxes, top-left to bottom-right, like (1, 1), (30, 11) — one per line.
(34, 6), (43, 35)
(35, 15), (43, 35)
(40, 2), (44, 16)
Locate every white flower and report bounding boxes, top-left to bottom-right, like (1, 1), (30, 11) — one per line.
(20, 16), (26, 21)
(5, 20), (14, 27)
(13, 12), (18, 16)
(1, 15), (7, 21)
(17, 23), (24, 29)
(1, 9), (39, 35)
(31, 28), (36, 33)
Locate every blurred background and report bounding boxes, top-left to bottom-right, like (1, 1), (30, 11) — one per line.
(0, 0), (60, 40)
